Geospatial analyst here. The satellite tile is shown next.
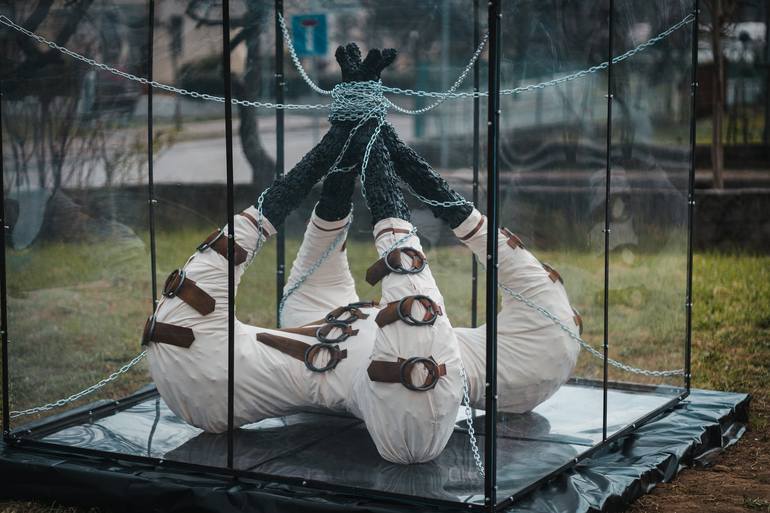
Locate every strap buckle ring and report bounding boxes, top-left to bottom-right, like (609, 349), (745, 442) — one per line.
(162, 269), (186, 298)
(399, 356), (441, 391)
(316, 320), (355, 344)
(197, 229), (225, 252)
(325, 304), (362, 324)
(384, 247), (426, 275)
(304, 343), (345, 373)
(397, 295), (440, 326)
(141, 315), (157, 346)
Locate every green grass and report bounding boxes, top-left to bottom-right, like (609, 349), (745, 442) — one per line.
(0, 230), (769, 512)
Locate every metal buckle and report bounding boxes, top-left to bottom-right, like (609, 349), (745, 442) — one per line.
(141, 315), (157, 346)
(397, 295), (439, 326)
(162, 269), (186, 298)
(197, 229), (224, 252)
(304, 343), (344, 373)
(316, 320), (353, 344)
(325, 305), (360, 324)
(399, 356), (441, 391)
(384, 247), (426, 275)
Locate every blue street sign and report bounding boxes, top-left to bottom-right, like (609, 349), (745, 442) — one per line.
(291, 14), (328, 57)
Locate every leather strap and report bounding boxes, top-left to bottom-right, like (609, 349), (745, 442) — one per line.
(240, 211), (271, 239)
(542, 263), (563, 284)
(375, 295), (443, 328)
(501, 227), (525, 249)
(374, 227), (412, 241)
(163, 269), (215, 315)
(367, 357), (447, 391)
(198, 229), (248, 265)
(256, 332), (347, 372)
(141, 316), (195, 348)
(279, 323), (359, 339)
(459, 216), (486, 241)
(572, 307), (583, 335)
(301, 301), (377, 327)
(365, 247), (426, 285)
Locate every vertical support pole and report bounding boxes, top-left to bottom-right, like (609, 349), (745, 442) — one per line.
(484, 0), (502, 510)
(275, 0), (286, 325)
(0, 83), (9, 439)
(471, 0), (480, 328)
(147, 0), (158, 309)
(685, 0), (700, 393)
(601, 0), (615, 441)
(221, 0), (236, 470)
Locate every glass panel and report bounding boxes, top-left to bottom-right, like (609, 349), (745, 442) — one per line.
(3, 1), (153, 431)
(149, 0), (230, 468)
(608, 0), (691, 397)
(495, 0), (610, 502)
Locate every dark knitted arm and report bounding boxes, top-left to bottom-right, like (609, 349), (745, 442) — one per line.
(315, 169), (357, 221)
(362, 138), (410, 225)
(382, 123), (472, 229)
(259, 125), (348, 228)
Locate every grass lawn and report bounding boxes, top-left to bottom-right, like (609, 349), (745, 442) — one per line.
(0, 229), (767, 512)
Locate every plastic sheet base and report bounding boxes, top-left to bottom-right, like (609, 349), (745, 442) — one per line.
(0, 387), (749, 512)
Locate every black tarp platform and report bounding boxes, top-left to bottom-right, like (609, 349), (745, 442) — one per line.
(0, 387), (749, 512)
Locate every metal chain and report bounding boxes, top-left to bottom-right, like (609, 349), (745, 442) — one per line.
(498, 283), (684, 377)
(0, 15), (327, 111)
(9, 351), (148, 418)
(460, 366), (485, 478)
(277, 13), (332, 96)
(277, 211), (353, 327)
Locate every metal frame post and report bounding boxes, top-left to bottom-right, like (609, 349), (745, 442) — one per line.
(1, 83), (9, 439)
(601, 0), (615, 442)
(221, 0), (236, 469)
(471, 0), (480, 329)
(275, 0), (286, 325)
(484, 0), (502, 509)
(147, 0), (158, 309)
(685, 0), (700, 392)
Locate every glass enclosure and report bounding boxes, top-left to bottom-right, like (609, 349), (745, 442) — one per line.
(1, 0), (697, 509)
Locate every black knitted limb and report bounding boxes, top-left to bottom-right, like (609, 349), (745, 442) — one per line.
(381, 123), (472, 229)
(259, 126), (346, 228)
(315, 169), (356, 221)
(362, 138), (410, 225)
(258, 43), (398, 228)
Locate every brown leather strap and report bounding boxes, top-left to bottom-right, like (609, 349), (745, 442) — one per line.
(375, 295), (443, 328)
(501, 227), (525, 249)
(256, 332), (347, 371)
(198, 229), (248, 265)
(311, 220), (347, 232)
(459, 216), (486, 241)
(240, 211), (271, 239)
(367, 357), (447, 391)
(163, 270), (215, 315)
(365, 247), (427, 285)
(374, 227), (412, 241)
(542, 263), (563, 284)
(279, 323), (359, 339)
(141, 317), (195, 348)
(300, 302), (377, 327)
(572, 307), (583, 335)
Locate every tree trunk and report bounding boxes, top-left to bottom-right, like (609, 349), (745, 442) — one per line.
(710, 0), (725, 189)
(238, 26), (275, 190)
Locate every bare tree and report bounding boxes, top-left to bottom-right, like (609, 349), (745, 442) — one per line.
(702, 0), (740, 189)
(185, 0), (275, 190)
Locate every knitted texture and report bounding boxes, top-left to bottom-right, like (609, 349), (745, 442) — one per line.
(382, 123), (472, 229)
(362, 137), (410, 225)
(258, 43), (398, 228)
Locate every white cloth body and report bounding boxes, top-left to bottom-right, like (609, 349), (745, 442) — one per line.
(147, 206), (579, 463)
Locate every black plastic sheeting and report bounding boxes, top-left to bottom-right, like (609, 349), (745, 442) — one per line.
(0, 388), (750, 513)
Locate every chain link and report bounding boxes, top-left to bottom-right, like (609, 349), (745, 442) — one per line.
(9, 351), (148, 418)
(498, 283), (684, 377)
(460, 366), (485, 478)
(278, 211), (353, 327)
